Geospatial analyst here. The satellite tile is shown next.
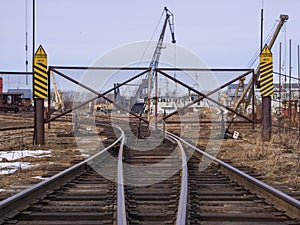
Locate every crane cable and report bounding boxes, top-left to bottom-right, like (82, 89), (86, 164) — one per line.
(133, 9), (165, 78)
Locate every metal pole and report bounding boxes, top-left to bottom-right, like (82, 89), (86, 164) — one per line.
(261, 45), (273, 141)
(220, 109), (225, 138)
(298, 45), (300, 125)
(262, 96), (271, 141)
(279, 43), (282, 115)
(163, 110), (166, 139)
(35, 98), (45, 145)
(252, 73), (255, 129)
(298, 44), (300, 194)
(146, 70), (151, 124)
(155, 71), (158, 129)
(47, 69), (51, 129)
(289, 39), (292, 121)
(260, 8), (264, 52)
(32, 0), (36, 144)
(32, 0), (35, 72)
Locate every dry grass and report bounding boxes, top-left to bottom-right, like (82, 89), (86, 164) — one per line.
(218, 125), (300, 191)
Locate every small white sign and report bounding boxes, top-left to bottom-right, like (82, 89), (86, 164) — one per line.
(233, 131), (239, 139)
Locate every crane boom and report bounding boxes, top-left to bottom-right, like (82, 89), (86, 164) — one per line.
(131, 7), (176, 114)
(51, 73), (64, 111)
(149, 7), (176, 72)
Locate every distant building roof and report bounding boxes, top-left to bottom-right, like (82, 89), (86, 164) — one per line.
(8, 89), (32, 99)
(227, 83), (248, 90)
(0, 92), (23, 96)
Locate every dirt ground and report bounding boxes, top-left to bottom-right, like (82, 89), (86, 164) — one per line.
(0, 113), (83, 199)
(168, 115), (300, 193)
(218, 128), (300, 190)
(0, 112), (299, 200)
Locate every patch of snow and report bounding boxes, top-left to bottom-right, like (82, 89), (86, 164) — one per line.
(80, 154), (90, 158)
(33, 176), (48, 180)
(0, 150), (51, 161)
(0, 162), (31, 175)
(35, 154), (51, 158)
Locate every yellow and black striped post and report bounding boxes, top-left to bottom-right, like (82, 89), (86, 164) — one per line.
(33, 45), (48, 145)
(260, 45), (274, 97)
(33, 45), (48, 99)
(259, 45), (273, 141)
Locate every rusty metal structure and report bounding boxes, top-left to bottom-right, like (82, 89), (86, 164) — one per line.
(46, 66), (256, 136)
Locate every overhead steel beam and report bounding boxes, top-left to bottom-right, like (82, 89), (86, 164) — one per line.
(0, 72), (33, 75)
(49, 66), (149, 71)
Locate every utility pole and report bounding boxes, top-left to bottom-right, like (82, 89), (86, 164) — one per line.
(260, 45), (274, 141)
(279, 43), (282, 115)
(32, 0), (47, 145)
(288, 40), (292, 121)
(32, 0), (37, 144)
(298, 45), (300, 128)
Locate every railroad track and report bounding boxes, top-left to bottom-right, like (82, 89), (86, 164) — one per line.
(123, 137), (186, 224)
(0, 124), (299, 224)
(188, 157), (297, 224)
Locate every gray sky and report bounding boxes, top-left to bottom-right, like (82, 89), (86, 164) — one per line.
(1, 1), (300, 77)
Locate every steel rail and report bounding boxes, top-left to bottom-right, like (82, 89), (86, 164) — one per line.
(117, 128), (127, 225)
(0, 124), (125, 224)
(167, 132), (300, 220)
(146, 126), (188, 224)
(166, 135), (188, 225)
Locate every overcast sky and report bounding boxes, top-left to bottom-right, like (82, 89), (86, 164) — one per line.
(1, 1), (300, 80)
